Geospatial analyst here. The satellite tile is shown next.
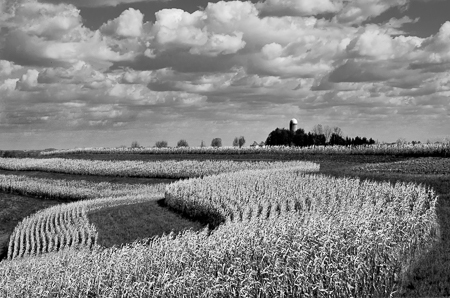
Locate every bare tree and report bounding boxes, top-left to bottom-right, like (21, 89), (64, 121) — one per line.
(131, 141), (140, 148)
(323, 125), (333, 143)
(333, 127), (343, 137)
(311, 124), (323, 135)
(200, 140), (206, 147)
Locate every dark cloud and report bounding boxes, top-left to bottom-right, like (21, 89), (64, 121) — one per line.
(112, 50), (240, 73)
(329, 60), (390, 83)
(0, 30), (69, 67)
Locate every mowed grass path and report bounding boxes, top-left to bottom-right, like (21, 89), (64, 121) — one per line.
(88, 198), (204, 248)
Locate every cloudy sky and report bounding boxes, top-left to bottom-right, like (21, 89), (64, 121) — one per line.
(0, 0), (449, 149)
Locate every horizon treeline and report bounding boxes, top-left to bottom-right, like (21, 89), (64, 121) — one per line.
(265, 127), (376, 147)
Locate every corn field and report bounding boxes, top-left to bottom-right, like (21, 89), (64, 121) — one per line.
(3, 160), (316, 261)
(0, 159), (440, 297)
(39, 143), (450, 157)
(0, 158), (319, 178)
(6, 193), (163, 260)
(0, 174), (165, 201)
(2, 172), (166, 260)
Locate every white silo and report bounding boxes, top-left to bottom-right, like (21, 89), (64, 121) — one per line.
(289, 118), (298, 133)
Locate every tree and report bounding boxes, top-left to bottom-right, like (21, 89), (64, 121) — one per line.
(265, 128), (292, 146)
(200, 140), (206, 147)
(396, 138), (407, 146)
(211, 138), (222, 147)
(155, 140), (168, 148)
(323, 125), (333, 143)
(232, 137), (239, 147)
(131, 141), (140, 148)
(333, 126), (343, 137)
(238, 136), (245, 148)
(329, 133), (346, 145)
(292, 128), (307, 147)
(311, 124), (323, 135)
(177, 139), (189, 147)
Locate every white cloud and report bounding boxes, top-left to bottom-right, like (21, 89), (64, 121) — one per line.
(0, 78), (18, 92)
(334, 0), (409, 24)
(1, 1), (136, 69)
(1, 0), (449, 145)
(152, 7), (246, 56)
(100, 8), (144, 38)
(153, 9), (208, 48)
(16, 69), (39, 91)
(257, 0), (342, 17)
(40, 0), (170, 8)
(189, 32), (246, 56)
(346, 27), (396, 60)
(10, 1), (82, 40)
(0, 60), (22, 76)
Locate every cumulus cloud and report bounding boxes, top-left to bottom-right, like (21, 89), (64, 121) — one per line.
(257, 0), (410, 24)
(9, 1), (82, 40)
(0, 60), (22, 76)
(152, 6), (246, 56)
(0, 78), (18, 92)
(1, 0), (449, 145)
(349, 29), (395, 59)
(418, 22), (450, 63)
(190, 32), (246, 56)
(100, 8), (144, 38)
(15, 69), (39, 91)
(257, 0), (342, 17)
(153, 9), (208, 48)
(39, 0), (170, 7)
(334, 0), (409, 24)
(1, 0), (136, 69)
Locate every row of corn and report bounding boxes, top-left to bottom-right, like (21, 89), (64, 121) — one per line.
(40, 143), (450, 157)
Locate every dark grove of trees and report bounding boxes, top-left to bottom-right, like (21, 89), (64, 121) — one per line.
(265, 128), (376, 147)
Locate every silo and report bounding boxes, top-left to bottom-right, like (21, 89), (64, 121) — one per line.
(289, 118), (298, 133)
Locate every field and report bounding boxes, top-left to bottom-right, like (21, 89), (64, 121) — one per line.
(0, 146), (448, 297)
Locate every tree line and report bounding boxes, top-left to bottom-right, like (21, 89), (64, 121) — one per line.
(129, 136), (246, 148)
(265, 124), (376, 147)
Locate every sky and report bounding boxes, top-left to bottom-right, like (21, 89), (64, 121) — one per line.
(0, 0), (449, 149)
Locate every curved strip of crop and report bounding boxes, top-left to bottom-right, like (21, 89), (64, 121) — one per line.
(4, 160), (318, 260)
(164, 167), (440, 295)
(0, 174), (165, 201)
(0, 158), (319, 178)
(40, 143), (450, 157)
(0, 165), (439, 297)
(6, 194), (162, 260)
(1, 173), (165, 260)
